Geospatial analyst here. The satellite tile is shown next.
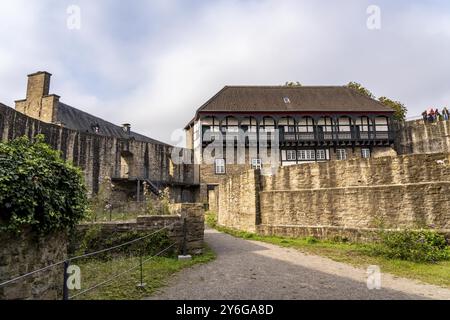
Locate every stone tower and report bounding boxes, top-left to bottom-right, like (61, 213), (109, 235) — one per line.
(15, 71), (60, 123)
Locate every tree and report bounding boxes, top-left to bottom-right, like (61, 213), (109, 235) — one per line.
(0, 135), (88, 235)
(346, 82), (375, 99)
(284, 81), (302, 87)
(347, 82), (408, 121)
(379, 97), (408, 121)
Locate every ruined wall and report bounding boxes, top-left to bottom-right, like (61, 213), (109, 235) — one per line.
(0, 104), (196, 198)
(396, 120), (450, 155)
(217, 153), (450, 239)
(76, 203), (205, 255)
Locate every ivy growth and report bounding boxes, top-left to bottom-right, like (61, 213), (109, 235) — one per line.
(0, 135), (88, 235)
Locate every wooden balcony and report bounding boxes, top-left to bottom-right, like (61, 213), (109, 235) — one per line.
(201, 128), (395, 147)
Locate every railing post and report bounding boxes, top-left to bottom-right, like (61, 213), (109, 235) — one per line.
(182, 217), (187, 256)
(136, 250), (146, 289)
(62, 260), (69, 300)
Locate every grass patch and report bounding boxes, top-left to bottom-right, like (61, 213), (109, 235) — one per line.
(71, 246), (216, 300)
(205, 212), (450, 288)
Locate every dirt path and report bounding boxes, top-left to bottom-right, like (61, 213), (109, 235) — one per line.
(147, 229), (450, 300)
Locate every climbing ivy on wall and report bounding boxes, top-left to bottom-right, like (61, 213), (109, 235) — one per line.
(0, 135), (88, 235)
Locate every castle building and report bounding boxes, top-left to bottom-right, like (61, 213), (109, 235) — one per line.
(184, 86), (397, 210)
(1, 71), (198, 204)
(1, 72), (399, 211)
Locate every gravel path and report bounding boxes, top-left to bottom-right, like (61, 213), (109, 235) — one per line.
(147, 229), (450, 300)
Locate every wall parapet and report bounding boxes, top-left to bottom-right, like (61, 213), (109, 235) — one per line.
(395, 119), (450, 155)
(217, 152), (450, 240)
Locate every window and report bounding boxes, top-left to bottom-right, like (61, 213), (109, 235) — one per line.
(316, 149), (327, 161)
(251, 158), (262, 170)
(286, 150), (297, 161)
(215, 159), (226, 174)
(298, 150), (315, 161)
(336, 149), (347, 161)
(361, 148), (371, 159)
(357, 117), (370, 132)
(298, 117), (315, 133)
(226, 126), (239, 133)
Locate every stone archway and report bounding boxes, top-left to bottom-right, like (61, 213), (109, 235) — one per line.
(120, 152), (134, 179)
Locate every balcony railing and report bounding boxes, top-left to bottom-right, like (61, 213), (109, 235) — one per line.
(201, 128), (394, 144)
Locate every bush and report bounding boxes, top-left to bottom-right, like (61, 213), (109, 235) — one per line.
(205, 211), (218, 228)
(371, 229), (449, 263)
(305, 236), (319, 244)
(0, 135), (88, 235)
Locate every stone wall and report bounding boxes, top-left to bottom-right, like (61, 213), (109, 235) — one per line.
(76, 203), (205, 255)
(262, 153), (450, 191)
(0, 230), (67, 300)
(396, 120), (450, 155)
(218, 169), (260, 232)
(0, 103), (196, 200)
(217, 153), (450, 240)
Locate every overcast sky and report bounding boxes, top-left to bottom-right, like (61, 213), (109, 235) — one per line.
(1, 0), (450, 144)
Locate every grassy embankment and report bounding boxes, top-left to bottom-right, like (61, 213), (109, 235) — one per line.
(73, 246), (215, 300)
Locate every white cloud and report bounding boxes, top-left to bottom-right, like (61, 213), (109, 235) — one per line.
(1, 0), (450, 143)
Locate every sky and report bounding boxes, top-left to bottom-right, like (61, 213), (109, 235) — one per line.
(1, 0), (450, 144)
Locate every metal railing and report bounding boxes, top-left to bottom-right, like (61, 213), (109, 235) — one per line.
(0, 220), (184, 300)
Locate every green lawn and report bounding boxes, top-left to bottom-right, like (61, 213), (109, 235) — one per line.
(71, 246), (215, 300)
(206, 213), (450, 288)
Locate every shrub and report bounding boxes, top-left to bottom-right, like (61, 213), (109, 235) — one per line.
(0, 135), (88, 235)
(205, 211), (218, 228)
(305, 236), (319, 244)
(371, 229), (449, 263)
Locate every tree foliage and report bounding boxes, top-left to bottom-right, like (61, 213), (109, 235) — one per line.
(347, 82), (408, 121)
(378, 96), (408, 121)
(346, 81), (375, 99)
(0, 135), (88, 235)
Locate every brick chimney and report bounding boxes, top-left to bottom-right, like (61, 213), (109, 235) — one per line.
(122, 123), (131, 134)
(15, 71), (60, 123)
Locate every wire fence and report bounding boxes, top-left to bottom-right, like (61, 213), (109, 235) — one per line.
(0, 219), (186, 300)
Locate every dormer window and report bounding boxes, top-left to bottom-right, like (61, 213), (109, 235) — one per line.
(91, 123), (100, 134)
(283, 97), (291, 104)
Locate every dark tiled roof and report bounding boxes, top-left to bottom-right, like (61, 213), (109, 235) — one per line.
(56, 103), (168, 145)
(196, 86), (394, 114)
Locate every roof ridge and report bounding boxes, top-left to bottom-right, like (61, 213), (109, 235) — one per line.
(222, 85), (346, 89)
(58, 102), (170, 146)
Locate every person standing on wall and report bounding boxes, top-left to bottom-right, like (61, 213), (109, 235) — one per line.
(442, 107), (449, 121)
(427, 107), (435, 122)
(435, 108), (442, 121)
(422, 110), (428, 123)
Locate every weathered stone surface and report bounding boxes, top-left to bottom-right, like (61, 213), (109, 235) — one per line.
(395, 120), (450, 154)
(217, 152), (450, 238)
(76, 204), (205, 255)
(0, 230), (67, 300)
(0, 103), (197, 201)
(218, 169), (260, 232)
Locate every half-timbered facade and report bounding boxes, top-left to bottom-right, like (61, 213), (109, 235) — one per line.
(185, 86), (396, 182)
